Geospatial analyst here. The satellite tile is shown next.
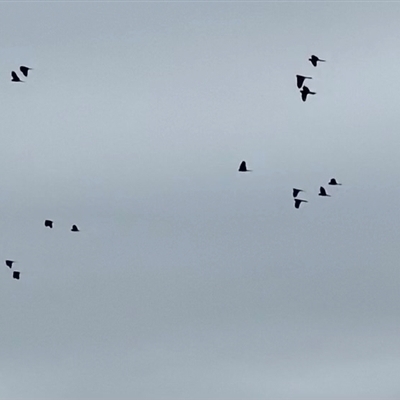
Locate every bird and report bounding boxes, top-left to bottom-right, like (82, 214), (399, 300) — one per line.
(328, 178), (342, 185)
(300, 86), (316, 102)
(5, 260), (15, 269)
(292, 188), (304, 198)
(309, 55), (326, 67)
(12, 271), (20, 280)
(71, 225), (79, 232)
(44, 219), (53, 228)
(294, 199), (308, 209)
(238, 161), (252, 172)
(319, 186), (331, 197)
(11, 71), (23, 82)
(296, 75), (312, 89)
(19, 66), (32, 77)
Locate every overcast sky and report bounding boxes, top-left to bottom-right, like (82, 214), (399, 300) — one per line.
(0, 1), (400, 399)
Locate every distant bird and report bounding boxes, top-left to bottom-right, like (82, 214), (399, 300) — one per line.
(292, 188), (304, 198)
(19, 66), (32, 77)
(13, 271), (20, 280)
(328, 178), (342, 185)
(294, 199), (308, 209)
(11, 71), (23, 82)
(319, 186), (331, 197)
(71, 225), (79, 232)
(296, 75), (312, 89)
(309, 55), (326, 67)
(238, 161), (252, 172)
(300, 86), (316, 102)
(44, 219), (53, 228)
(5, 260), (14, 269)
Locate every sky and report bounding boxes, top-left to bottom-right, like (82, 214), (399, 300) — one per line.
(0, 1), (400, 399)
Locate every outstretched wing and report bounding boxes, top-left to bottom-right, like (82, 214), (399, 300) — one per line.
(320, 186), (327, 195)
(238, 161), (247, 171)
(20, 66), (30, 77)
(11, 71), (20, 81)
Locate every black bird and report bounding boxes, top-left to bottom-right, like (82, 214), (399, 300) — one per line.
(5, 260), (14, 269)
(309, 55), (326, 67)
(238, 161), (252, 172)
(319, 186), (331, 197)
(296, 75), (312, 89)
(19, 66), (32, 77)
(71, 225), (79, 232)
(13, 271), (20, 280)
(44, 219), (53, 228)
(328, 178), (342, 185)
(300, 86), (316, 102)
(292, 188), (304, 198)
(11, 71), (23, 82)
(294, 199), (308, 209)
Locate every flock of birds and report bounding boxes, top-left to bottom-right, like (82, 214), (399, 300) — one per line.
(238, 55), (342, 210)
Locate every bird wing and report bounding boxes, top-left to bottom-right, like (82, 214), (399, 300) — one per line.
(320, 186), (326, 195)
(20, 66), (29, 77)
(238, 161), (246, 171)
(301, 90), (307, 102)
(11, 71), (19, 80)
(294, 199), (300, 208)
(296, 75), (305, 89)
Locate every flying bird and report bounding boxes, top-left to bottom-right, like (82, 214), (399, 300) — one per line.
(294, 199), (308, 209)
(44, 219), (53, 228)
(5, 260), (14, 269)
(328, 178), (342, 185)
(11, 71), (23, 82)
(296, 75), (312, 89)
(300, 86), (316, 102)
(13, 271), (20, 280)
(71, 225), (79, 232)
(319, 186), (331, 197)
(309, 55), (326, 67)
(292, 188), (304, 198)
(238, 161), (252, 172)
(19, 66), (32, 77)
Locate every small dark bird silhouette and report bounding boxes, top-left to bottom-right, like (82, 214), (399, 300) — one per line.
(19, 66), (32, 77)
(292, 188), (304, 198)
(71, 225), (79, 232)
(11, 71), (23, 82)
(296, 75), (312, 89)
(5, 260), (15, 269)
(238, 161), (252, 172)
(319, 186), (331, 197)
(44, 219), (53, 228)
(13, 271), (20, 280)
(294, 199), (308, 209)
(328, 178), (342, 185)
(309, 55), (326, 67)
(300, 86), (316, 102)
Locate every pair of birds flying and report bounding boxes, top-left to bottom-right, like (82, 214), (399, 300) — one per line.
(11, 66), (32, 82)
(292, 178), (341, 208)
(44, 219), (80, 232)
(296, 55), (325, 102)
(5, 260), (20, 280)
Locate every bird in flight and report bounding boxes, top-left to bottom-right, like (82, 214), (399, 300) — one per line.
(71, 225), (79, 232)
(328, 178), (342, 185)
(11, 71), (23, 82)
(296, 75), (312, 89)
(294, 199), (308, 209)
(309, 55), (326, 67)
(13, 271), (20, 280)
(300, 86), (316, 102)
(292, 188), (304, 198)
(44, 220), (53, 228)
(319, 186), (331, 197)
(19, 66), (32, 77)
(5, 260), (15, 269)
(238, 161), (252, 172)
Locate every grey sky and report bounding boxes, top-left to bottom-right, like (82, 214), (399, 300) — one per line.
(0, 1), (400, 399)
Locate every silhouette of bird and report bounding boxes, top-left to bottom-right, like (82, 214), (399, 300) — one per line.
(319, 186), (331, 197)
(296, 75), (312, 89)
(11, 71), (23, 82)
(292, 188), (304, 198)
(44, 219), (53, 228)
(309, 55), (326, 67)
(294, 199), (308, 209)
(19, 66), (32, 77)
(238, 161), (252, 172)
(13, 271), (20, 280)
(71, 225), (79, 232)
(328, 178), (342, 185)
(300, 86), (316, 102)
(5, 260), (14, 269)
